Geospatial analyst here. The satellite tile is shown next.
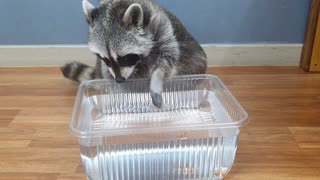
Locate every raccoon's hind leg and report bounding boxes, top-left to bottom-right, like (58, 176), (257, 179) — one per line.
(61, 62), (97, 83)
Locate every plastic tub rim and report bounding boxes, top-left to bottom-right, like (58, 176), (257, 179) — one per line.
(69, 74), (249, 138)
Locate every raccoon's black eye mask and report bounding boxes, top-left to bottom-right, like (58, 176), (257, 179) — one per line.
(118, 54), (141, 67)
(97, 53), (141, 67)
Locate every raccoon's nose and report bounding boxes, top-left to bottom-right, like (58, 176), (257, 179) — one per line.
(115, 77), (125, 83)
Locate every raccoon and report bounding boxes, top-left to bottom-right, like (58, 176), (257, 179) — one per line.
(62, 0), (207, 108)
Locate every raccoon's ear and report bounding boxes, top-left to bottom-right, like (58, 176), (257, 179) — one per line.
(122, 3), (144, 27)
(82, 0), (95, 22)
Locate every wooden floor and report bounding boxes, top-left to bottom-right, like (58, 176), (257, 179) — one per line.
(0, 67), (320, 180)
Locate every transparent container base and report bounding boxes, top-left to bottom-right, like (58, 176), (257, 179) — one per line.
(80, 129), (239, 180)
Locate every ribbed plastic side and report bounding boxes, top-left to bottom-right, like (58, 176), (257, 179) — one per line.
(79, 128), (239, 180)
(101, 78), (202, 114)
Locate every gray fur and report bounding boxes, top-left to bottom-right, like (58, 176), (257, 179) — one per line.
(62, 0), (207, 107)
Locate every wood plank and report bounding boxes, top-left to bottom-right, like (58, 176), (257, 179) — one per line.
(300, 0), (320, 71)
(0, 148), (80, 174)
(226, 167), (320, 180)
(0, 127), (36, 140)
(29, 128), (78, 148)
(75, 164), (85, 174)
(0, 140), (31, 148)
(0, 110), (19, 127)
(242, 110), (320, 127)
(0, 97), (75, 108)
(57, 174), (86, 180)
(236, 146), (320, 168)
(241, 126), (291, 134)
(0, 85), (77, 96)
(0, 173), (58, 180)
(289, 127), (320, 148)
(239, 132), (298, 148)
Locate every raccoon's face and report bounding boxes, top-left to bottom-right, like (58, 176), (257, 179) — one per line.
(83, 0), (153, 82)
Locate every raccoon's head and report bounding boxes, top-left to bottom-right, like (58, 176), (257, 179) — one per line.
(83, 0), (154, 83)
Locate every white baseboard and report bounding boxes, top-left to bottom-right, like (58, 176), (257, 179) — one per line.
(0, 44), (302, 67)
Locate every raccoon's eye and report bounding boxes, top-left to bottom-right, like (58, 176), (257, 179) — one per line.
(127, 54), (141, 62)
(119, 54), (141, 67)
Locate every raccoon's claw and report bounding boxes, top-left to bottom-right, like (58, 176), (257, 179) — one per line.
(151, 92), (162, 108)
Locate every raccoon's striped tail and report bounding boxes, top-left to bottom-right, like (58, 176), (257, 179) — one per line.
(61, 62), (96, 83)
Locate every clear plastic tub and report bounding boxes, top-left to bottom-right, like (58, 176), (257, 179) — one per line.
(70, 75), (248, 180)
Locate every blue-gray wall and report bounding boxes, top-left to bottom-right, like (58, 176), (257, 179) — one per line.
(0, 0), (310, 45)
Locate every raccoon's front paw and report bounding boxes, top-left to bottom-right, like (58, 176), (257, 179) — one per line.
(151, 92), (162, 108)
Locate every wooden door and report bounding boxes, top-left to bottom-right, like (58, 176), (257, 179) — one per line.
(301, 0), (320, 72)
